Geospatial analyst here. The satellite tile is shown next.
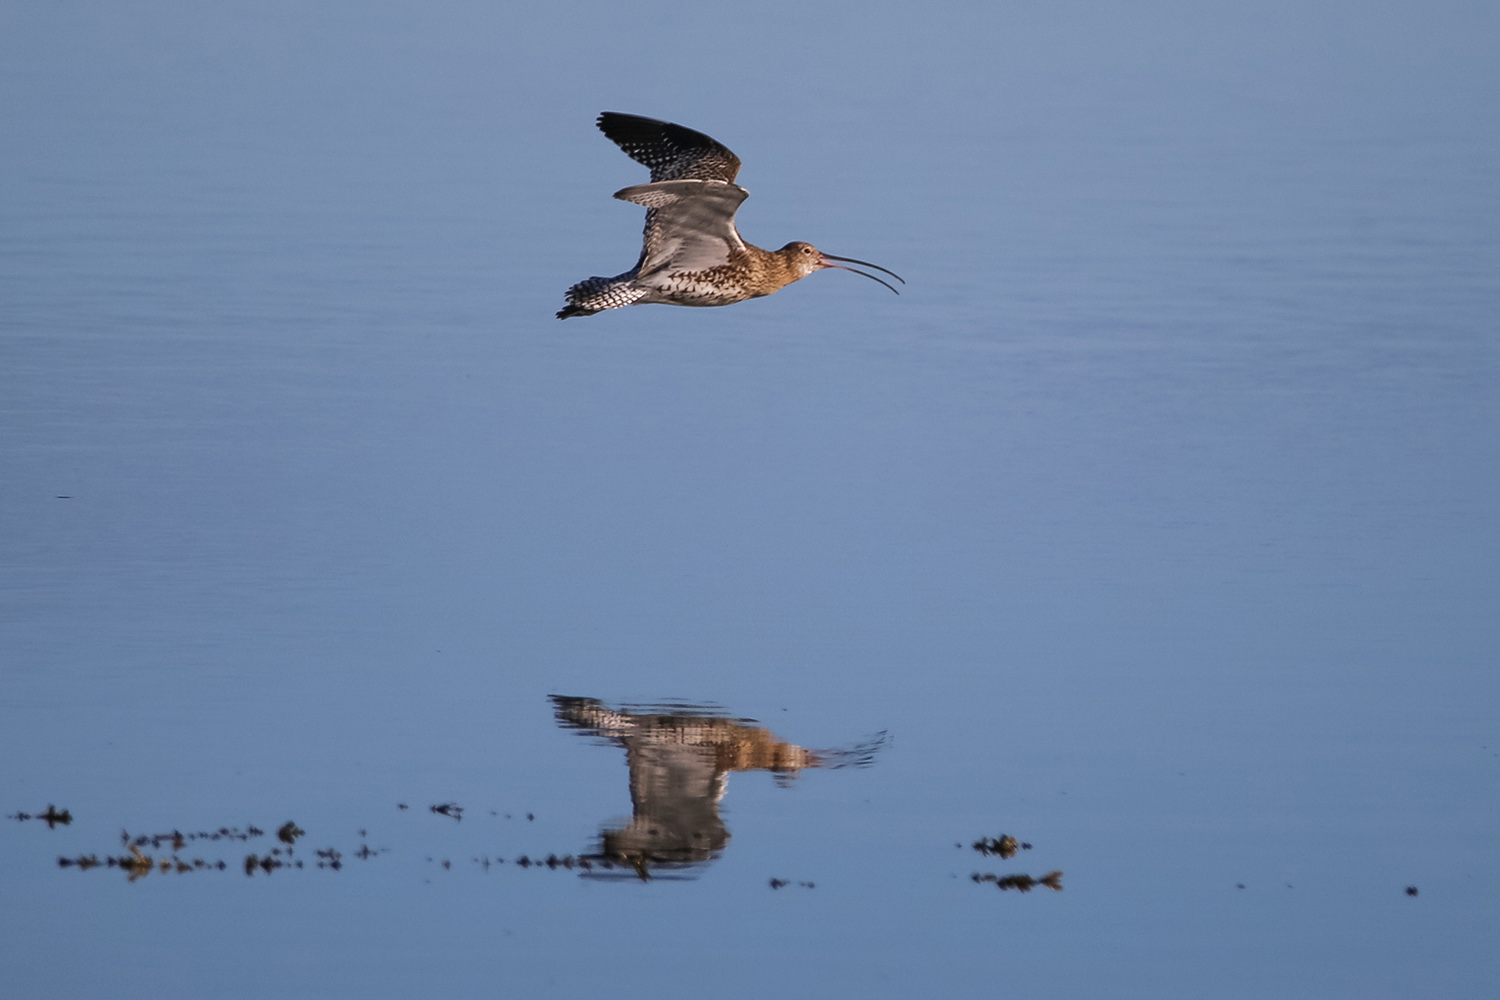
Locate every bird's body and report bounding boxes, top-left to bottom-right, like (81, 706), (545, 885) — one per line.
(558, 113), (901, 319)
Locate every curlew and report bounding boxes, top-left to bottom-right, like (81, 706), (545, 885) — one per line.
(557, 113), (903, 319)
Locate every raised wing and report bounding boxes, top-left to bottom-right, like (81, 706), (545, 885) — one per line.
(597, 113), (742, 183)
(615, 180), (750, 276)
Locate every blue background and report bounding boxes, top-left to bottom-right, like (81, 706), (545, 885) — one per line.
(3, 2), (1497, 997)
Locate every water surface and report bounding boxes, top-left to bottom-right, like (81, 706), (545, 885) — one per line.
(3, 2), (1497, 997)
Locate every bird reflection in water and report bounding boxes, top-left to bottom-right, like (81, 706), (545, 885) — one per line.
(551, 696), (885, 880)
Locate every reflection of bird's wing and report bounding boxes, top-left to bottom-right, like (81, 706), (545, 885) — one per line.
(609, 743), (729, 863)
(597, 112), (742, 182)
(615, 180), (750, 277)
(625, 742), (725, 807)
(551, 696), (633, 739)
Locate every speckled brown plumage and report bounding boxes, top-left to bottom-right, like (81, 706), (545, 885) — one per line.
(558, 113), (903, 319)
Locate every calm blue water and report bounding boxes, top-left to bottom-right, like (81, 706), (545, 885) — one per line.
(3, 2), (1498, 997)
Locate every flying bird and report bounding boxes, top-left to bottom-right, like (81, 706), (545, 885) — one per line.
(557, 113), (903, 319)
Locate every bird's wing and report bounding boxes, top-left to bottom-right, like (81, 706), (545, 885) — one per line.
(597, 113), (742, 183)
(615, 180), (750, 276)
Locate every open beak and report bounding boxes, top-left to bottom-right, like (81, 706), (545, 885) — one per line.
(817, 253), (905, 295)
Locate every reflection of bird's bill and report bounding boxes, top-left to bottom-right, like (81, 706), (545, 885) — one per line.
(811, 730), (890, 769)
(817, 254), (905, 294)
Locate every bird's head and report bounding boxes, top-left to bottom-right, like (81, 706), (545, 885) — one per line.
(776, 242), (905, 293)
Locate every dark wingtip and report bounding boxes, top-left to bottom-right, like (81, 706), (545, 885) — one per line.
(592, 112), (742, 183)
(596, 112), (665, 141)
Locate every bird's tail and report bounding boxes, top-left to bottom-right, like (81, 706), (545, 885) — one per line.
(557, 273), (648, 319)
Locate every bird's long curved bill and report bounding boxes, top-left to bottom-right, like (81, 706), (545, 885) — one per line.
(819, 253), (905, 295)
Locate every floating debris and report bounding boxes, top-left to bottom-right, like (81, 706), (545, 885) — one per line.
(973, 835), (1031, 859)
(123, 845), (156, 881)
(970, 831), (1054, 893)
(123, 827), (267, 851)
(768, 878), (815, 890)
(971, 871), (1063, 893)
(119, 825), (266, 849)
(8, 805), (73, 828)
(243, 852), (299, 877)
(42, 806), (826, 888)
